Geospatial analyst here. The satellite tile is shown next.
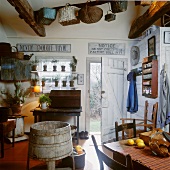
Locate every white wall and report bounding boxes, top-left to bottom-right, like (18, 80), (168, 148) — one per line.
(0, 19), (8, 42)
(7, 38), (137, 132)
(128, 26), (160, 129)
(130, 27), (170, 132)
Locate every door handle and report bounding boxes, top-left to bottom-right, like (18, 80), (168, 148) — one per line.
(101, 91), (105, 94)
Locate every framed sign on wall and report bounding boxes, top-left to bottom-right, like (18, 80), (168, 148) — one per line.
(164, 31), (170, 44)
(77, 74), (84, 85)
(148, 36), (156, 56)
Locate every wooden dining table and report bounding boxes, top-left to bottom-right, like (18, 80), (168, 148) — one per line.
(104, 138), (170, 170)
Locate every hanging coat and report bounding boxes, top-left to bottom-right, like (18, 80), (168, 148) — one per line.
(126, 71), (138, 113)
(158, 65), (170, 128)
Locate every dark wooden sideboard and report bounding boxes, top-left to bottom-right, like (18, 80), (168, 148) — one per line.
(30, 107), (82, 144)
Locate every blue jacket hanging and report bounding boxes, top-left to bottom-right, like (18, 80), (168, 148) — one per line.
(126, 71), (138, 113)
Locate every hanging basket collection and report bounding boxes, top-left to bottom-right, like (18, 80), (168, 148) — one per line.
(35, 1), (128, 26)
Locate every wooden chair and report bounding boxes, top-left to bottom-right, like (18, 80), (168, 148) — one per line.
(91, 135), (133, 170)
(115, 119), (136, 141)
(120, 101), (158, 135)
(0, 119), (16, 158)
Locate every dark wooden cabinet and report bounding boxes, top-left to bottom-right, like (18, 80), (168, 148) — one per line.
(142, 57), (158, 98)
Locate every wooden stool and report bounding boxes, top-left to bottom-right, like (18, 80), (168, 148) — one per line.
(0, 119), (16, 158)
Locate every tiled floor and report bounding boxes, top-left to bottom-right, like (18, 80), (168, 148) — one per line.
(0, 134), (112, 170)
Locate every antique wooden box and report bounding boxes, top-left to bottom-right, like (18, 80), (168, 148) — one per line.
(49, 90), (81, 108)
(36, 7), (57, 25)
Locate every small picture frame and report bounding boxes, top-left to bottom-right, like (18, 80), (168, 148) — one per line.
(148, 36), (156, 56)
(164, 31), (170, 44)
(77, 74), (84, 85)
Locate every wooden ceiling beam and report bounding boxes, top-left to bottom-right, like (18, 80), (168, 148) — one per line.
(128, 1), (170, 39)
(53, 1), (109, 10)
(7, 0), (46, 37)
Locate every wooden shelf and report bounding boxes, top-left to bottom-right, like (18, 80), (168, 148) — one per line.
(142, 57), (158, 98)
(0, 80), (30, 82)
(31, 71), (77, 74)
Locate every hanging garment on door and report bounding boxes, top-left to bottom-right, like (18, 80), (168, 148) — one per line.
(158, 64), (170, 128)
(126, 71), (138, 113)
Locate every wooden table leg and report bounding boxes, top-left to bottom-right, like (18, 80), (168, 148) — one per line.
(0, 133), (4, 158)
(46, 161), (55, 170)
(12, 128), (15, 147)
(77, 115), (79, 144)
(34, 115), (37, 123)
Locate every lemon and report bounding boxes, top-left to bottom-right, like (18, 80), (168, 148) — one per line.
(136, 139), (144, 144)
(77, 148), (83, 154)
(137, 142), (145, 149)
(127, 139), (134, 146)
(75, 145), (82, 151)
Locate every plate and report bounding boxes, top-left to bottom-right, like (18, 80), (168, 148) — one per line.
(130, 46), (140, 66)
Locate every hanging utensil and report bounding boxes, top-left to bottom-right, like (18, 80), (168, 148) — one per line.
(105, 3), (116, 22)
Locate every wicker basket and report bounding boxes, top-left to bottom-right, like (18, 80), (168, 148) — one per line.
(78, 4), (103, 24)
(58, 3), (80, 26)
(11, 46), (24, 60)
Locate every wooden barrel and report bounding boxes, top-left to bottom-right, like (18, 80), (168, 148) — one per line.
(28, 121), (72, 161)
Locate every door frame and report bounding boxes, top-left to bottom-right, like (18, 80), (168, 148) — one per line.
(85, 57), (102, 133)
(85, 57), (128, 136)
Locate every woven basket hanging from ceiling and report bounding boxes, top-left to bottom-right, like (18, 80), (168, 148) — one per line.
(78, 2), (103, 24)
(58, 3), (80, 26)
(110, 1), (128, 13)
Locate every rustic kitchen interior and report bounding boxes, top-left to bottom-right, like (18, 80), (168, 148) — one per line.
(1, 0), (170, 170)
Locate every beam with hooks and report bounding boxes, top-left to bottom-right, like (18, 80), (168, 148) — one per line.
(128, 1), (170, 39)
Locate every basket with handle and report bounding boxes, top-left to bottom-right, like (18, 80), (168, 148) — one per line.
(11, 46), (24, 60)
(58, 3), (80, 26)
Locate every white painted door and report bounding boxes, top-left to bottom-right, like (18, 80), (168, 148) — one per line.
(101, 57), (127, 143)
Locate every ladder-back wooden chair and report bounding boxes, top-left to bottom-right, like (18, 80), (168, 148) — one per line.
(115, 119), (136, 141)
(91, 135), (134, 170)
(120, 101), (158, 135)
